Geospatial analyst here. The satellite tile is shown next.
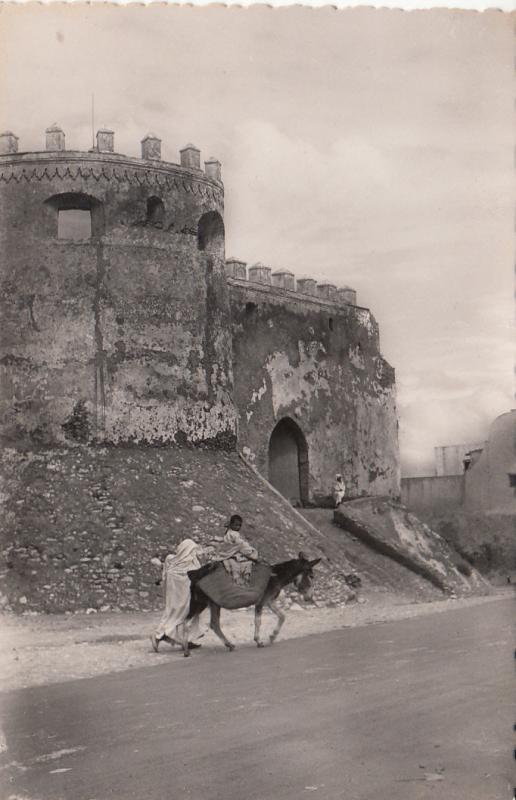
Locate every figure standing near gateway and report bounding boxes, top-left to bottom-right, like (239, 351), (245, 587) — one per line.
(333, 474), (346, 508)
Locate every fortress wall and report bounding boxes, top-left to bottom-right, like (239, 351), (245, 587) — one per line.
(401, 475), (465, 512)
(229, 279), (400, 501)
(0, 148), (236, 447)
(0, 126), (400, 494)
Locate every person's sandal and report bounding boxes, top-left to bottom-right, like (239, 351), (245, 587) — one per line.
(150, 633), (160, 653)
(188, 642), (202, 649)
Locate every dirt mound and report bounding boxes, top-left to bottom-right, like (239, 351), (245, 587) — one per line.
(333, 498), (490, 597)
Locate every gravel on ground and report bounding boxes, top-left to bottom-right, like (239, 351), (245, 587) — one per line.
(0, 588), (510, 692)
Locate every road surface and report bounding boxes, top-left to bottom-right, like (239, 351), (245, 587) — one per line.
(0, 596), (513, 800)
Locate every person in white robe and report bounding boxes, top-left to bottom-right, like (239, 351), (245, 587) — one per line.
(150, 538), (210, 653)
(333, 474), (346, 508)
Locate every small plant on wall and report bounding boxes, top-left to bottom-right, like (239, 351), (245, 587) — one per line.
(62, 400), (91, 443)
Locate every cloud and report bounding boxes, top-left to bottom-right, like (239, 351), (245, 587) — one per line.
(397, 324), (513, 475)
(224, 119), (400, 275)
(399, 383), (513, 476)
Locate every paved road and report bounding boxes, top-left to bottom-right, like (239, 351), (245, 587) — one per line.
(0, 597), (513, 800)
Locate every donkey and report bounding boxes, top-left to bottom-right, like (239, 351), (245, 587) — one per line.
(182, 552), (321, 657)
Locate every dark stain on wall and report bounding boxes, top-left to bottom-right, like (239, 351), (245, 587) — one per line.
(93, 242), (107, 439)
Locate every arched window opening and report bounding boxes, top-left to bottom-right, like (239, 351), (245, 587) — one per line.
(146, 196), (165, 227)
(45, 192), (104, 239)
(198, 211), (225, 259)
(268, 417), (309, 506)
(245, 301), (257, 315)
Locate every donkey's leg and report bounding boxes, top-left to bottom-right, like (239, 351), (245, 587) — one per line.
(181, 619), (192, 657)
(182, 587), (209, 657)
(209, 603), (235, 651)
(254, 604), (265, 648)
(267, 600), (286, 644)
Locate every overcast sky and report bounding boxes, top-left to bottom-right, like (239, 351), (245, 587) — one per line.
(0, 6), (513, 475)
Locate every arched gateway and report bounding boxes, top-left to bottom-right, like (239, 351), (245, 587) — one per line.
(268, 418), (309, 506)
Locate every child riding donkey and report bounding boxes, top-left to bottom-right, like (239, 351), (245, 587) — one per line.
(218, 514), (260, 587)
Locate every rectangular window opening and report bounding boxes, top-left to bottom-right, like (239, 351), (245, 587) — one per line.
(58, 209), (92, 241)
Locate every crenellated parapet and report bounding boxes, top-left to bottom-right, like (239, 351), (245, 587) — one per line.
(0, 125), (223, 200)
(225, 257), (358, 307)
(0, 156), (222, 205)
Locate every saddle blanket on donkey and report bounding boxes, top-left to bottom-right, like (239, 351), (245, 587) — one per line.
(188, 562), (273, 609)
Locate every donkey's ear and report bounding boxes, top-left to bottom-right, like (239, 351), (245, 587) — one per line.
(298, 551), (307, 561)
(309, 558), (322, 568)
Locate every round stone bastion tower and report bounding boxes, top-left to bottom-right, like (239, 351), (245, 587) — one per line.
(0, 125), (236, 447)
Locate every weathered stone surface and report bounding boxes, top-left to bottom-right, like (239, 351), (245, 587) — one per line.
(0, 150), (235, 448)
(334, 498), (490, 597)
(230, 282), (400, 501)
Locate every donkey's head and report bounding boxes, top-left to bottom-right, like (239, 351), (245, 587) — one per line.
(292, 551), (322, 602)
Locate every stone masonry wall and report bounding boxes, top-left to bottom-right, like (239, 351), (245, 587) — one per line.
(230, 279), (400, 501)
(0, 151), (236, 448)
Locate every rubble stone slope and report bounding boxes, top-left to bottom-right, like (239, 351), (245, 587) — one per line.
(334, 497), (490, 597)
(0, 444), (356, 614)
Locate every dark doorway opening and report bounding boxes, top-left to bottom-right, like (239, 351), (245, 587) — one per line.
(268, 418), (309, 506)
(197, 211), (225, 258)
